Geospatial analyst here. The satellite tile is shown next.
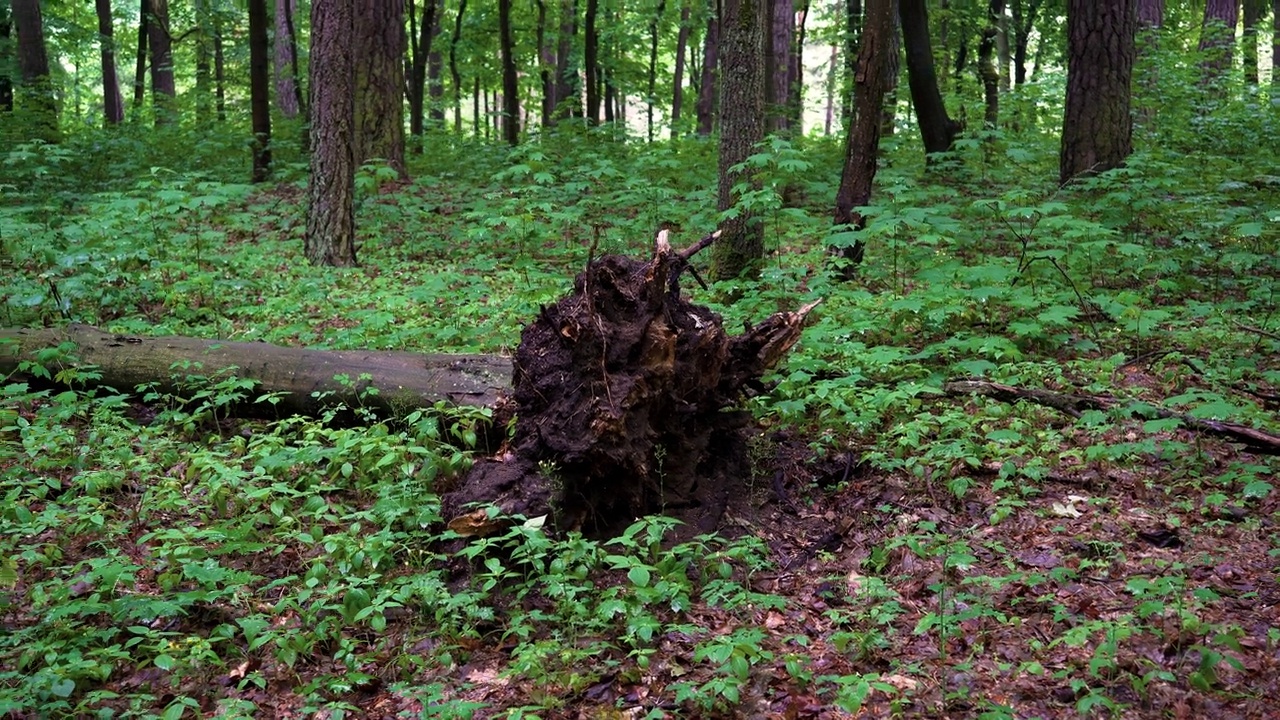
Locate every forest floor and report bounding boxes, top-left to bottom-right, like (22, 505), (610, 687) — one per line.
(2, 131), (1279, 718)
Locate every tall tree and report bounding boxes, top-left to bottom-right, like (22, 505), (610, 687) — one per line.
(585, 0), (601, 122)
(1242, 0), (1263, 85)
(427, 4), (444, 125)
(978, 0), (1003, 127)
(1060, 0), (1135, 184)
(878, 0), (899, 135)
(765, 0), (793, 132)
(1273, 0), (1279, 88)
(248, 0), (272, 182)
(306, 0), (357, 267)
(840, 0), (861, 127)
(900, 0), (960, 158)
(554, 0), (578, 119)
(789, 0), (809, 130)
(1198, 0), (1238, 90)
(450, 0), (468, 130)
(274, 0), (304, 118)
(354, 0), (406, 177)
(148, 0), (175, 123)
(671, 0), (691, 137)
(647, 0), (667, 140)
(832, 0), (893, 271)
(11, 0), (59, 142)
(695, 3), (718, 136)
(1009, 0), (1041, 85)
(132, 0), (147, 111)
(195, 0), (214, 121)
(711, 0), (765, 280)
(499, 0), (519, 143)
(1134, 0), (1161, 126)
(407, 0), (437, 144)
(95, 0), (125, 125)
(0, 7), (12, 114)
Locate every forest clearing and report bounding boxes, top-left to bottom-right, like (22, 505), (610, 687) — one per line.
(2, 0), (1280, 717)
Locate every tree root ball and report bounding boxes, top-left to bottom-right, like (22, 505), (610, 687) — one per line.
(442, 235), (817, 536)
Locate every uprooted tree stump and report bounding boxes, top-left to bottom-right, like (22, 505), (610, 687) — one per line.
(444, 232), (819, 537)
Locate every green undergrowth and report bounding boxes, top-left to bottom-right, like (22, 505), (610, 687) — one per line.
(3, 93), (1280, 716)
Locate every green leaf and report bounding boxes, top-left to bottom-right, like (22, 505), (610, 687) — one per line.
(627, 566), (651, 588)
(1242, 480), (1272, 499)
(154, 654), (176, 670)
(50, 678), (76, 698)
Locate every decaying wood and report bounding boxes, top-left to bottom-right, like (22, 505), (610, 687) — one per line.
(945, 379), (1280, 456)
(0, 324), (511, 417)
(443, 233), (820, 536)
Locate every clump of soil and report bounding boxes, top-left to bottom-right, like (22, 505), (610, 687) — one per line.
(443, 234), (817, 536)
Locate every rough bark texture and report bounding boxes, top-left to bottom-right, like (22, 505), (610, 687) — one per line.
(765, 0), (793, 132)
(831, 0), (892, 271)
(840, 0), (861, 127)
(0, 9), (12, 114)
(671, 2), (691, 137)
(355, 0), (406, 178)
(274, 0), (302, 118)
(442, 236), (818, 537)
(695, 6), (719, 136)
(306, 0), (358, 267)
(95, 0), (125, 125)
(499, 0), (520, 144)
(147, 0), (175, 123)
(879, 0), (899, 135)
(1060, 0), (1135, 185)
(11, 0), (59, 142)
(900, 0), (960, 158)
(1198, 0), (1238, 88)
(0, 325), (510, 418)
(249, 0), (272, 182)
(711, 0), (766, 281)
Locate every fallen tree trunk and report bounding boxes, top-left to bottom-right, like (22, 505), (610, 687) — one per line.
(944, 379), (1280, 455)
(0, 324), (512, 416)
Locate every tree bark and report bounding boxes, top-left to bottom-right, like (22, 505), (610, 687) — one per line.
(355, 0), (407, 178)
(1198, 0), (1238, 95)
(671, 1), (692, 137)
(195, 0), (213, 122)
(0, 325), (510, 418)
(11, 0), (59, 142)
(214, 17), (226, 120)
(840, 0), (861, 128)
(647, 0), (667, 141)
(1010, 0), (1041, 86)
(0, 8), (12, 114)
(95, 0), (125, 125)
(978, 0), (1003, 128)
(695, 2), (719, 136)
(900, 0), (960, 158)
(147, 0), (175, 124)
(1134, 0), (1162, 127)
(765, 0), (793, 132)
(427, 4), (444, 126)
(554, 0), (578, 119)
(274, 0), (303, 118)
(585, 0), (601, 123)
(790, 0), (809, 132)
(307, 0), (358, 267)
(450, 0), (468, 131)
(711, 0), (766, 281)
(407, 0), (436, 143)
(879, 0), (899, 135)
(831, 0), (893, 271)
(249, 0), (273, 182)
(499, 0), (520, 143)
(537, 0), (555, 127)
(133, 0), (147, 112)
(1060, 0), (1135, 185)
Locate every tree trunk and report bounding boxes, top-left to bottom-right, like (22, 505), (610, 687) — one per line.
(995, 0), (1009, 90)
(214, 17), (226, 120)
(840, 0), (862, 128)
(355, 0), (407, 178)
(249, 0), (272, 182)
(96, 0), (125, 125)
(148, 0), (175, 124)
(585, 0), (601, 123)
(274, 0), (303, 118)
(671, 1), (692, 137)
(1198, 0), (1238, 92)
(790, 0), (809, 132)
(407, 0), (435, 144)
(195, 0), (213, 122)
(307, 0), (358, 267)
(824, 41), (838, 135)
(765, 0), (793, 132)
(0, 8), (12, 114)
(537, 0), (555, 127)
(1242, 0), (1263, 85)
(133, 0), (147, 112)
(1274, 0), (1280, 89)
(450, 0), (468, 131)
(695, 2), (719, 136)
(711, 0), (766, 281)
(648, 0), (667, 141)
(1060, 0), (1135, 185)
(1010, 0), (1041, 85)
(978, 0), (1003, 128)
(555, 0), (578, 119)
(0, 325), (510, 418)
(1134, 0), (1162, 127)
(879, 0), (899, 135)
(12, 0), (59, 142)
(831, 0), (893, 271)
(427, 3), (444, 125)
(499, 0), (520, 144)
(900, 0), (960, 158)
